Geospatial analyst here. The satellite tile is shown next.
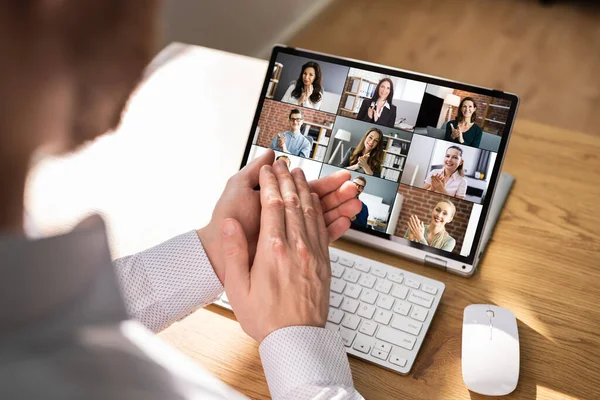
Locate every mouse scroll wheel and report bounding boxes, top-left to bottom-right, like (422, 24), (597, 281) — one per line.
(486, 310), (495, 319)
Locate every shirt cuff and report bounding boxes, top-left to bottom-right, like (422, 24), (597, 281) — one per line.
(116, 230), (224, 332)
(259, 326), (354, 399)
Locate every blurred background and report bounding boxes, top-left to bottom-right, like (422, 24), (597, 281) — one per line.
(161, 0), (600, 137)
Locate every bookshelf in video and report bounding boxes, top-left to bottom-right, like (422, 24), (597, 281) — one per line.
(249, 53), (511, 258)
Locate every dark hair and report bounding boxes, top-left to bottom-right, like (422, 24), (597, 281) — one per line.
(446, 146), (465, 176)
(349, 128), (384, 175)
(291, 61), (323, 104)
(289, 109), (303, 119)
(457, 97), (477, 124)
(371, 78), (394, 104)
(355, 176), (367, 185)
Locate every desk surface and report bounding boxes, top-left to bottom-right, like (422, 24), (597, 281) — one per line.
(158, 117), (600, 400)
(27, 45), (600, 400)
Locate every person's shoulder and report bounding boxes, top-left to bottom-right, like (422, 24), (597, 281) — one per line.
(473, 123), (483, 132)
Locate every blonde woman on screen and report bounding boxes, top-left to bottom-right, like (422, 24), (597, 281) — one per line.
(404, 199), (456, 252)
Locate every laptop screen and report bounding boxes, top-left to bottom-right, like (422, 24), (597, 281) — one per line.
(241, 46), (518, 265)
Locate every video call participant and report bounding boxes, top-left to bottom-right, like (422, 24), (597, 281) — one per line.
(275, 155), (291, 169)
(339, 128), (384, 177)
(350, 176), (369, 229)
(423, 146), (468, 199)
(404, 199), (457, 252)
(357, 78), (397, 128)
(444, 97), (483, 147)
(269, 109), (312, 158)
(281, 61), (323, 110)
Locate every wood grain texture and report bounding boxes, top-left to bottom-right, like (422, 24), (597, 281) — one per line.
(289, 0), (600, 138)
(159, 119), (600, 399)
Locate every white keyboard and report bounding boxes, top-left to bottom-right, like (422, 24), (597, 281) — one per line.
(213, 247), (445, 375)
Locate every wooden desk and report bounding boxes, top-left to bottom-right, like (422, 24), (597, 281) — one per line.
(158, 121), (600, 398)
(27, 45), (600, 399)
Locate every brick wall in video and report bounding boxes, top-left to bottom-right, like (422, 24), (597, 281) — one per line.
(450, 90), (511, 136)
(394, 185), (474, 254)
(256, 99), (336, 149)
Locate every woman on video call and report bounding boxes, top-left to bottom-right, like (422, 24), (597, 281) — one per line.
(281, 61), (324, 110)
(423, 145), (468, 199)
(444, 97), (483, 147)
(357, 78), (397, 128)
(404, 199), (457, 252)
(338, 128), (385, 177)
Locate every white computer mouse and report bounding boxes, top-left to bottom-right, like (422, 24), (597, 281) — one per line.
(462, 304), (520, 396)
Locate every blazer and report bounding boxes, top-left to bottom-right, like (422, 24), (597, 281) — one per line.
(357, 99), (397, 128)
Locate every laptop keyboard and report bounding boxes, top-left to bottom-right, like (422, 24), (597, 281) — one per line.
(213, 247), (445, 375)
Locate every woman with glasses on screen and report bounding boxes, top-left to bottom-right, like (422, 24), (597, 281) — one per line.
(357, 78), (397, 128)
(444, 97), (483, 147)
(404, 199), (456, 252)
(423, 145), (468, 199)
(338, 128), (385, 178)
(281, 61), (323, 110)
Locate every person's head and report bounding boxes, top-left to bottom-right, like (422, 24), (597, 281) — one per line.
(444, 146), (465, 176)
(275, 155), (291, 169)
(373, 78), (394, 104)
(291, 61), (323, 104)
(352, 176), (367, 198)
(430, 199), (456, 228)
(350, 128), (385, 174)
(0, 1), (158, 231)
(457, 97), (477, 123)
(288, 109), (303, 133)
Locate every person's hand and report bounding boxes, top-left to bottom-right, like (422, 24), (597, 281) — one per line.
(299, 85), (313, 104)
(430, 173), (446, 192)
(220, 162), (331, 342)
(306, 84), (314, 99)
(450, 124), (464, 142)
(408, 215), (425, 242)
(197, 150), (361, 283)
(277, 134), (286, 149)
(357, 153), (370, 169)
(367, 105), (375, 119)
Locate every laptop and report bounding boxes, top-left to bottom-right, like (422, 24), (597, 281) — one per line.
(241, 45), (518, 277)
(214, 46), (518, 375)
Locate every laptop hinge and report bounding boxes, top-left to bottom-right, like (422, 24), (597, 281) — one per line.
(424, 256), (447, 271)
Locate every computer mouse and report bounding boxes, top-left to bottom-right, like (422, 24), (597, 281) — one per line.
(462, 304), (520, 396)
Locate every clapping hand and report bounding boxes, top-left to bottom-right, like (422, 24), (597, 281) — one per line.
(197, 150), (361, 284)
(220, 162), (332, 343)
(408, 214), (425, 242)
(357, 153), (370, 169)
(299, 85), (313, 104)
(277, 134), (286, 149)
(430, 172), (446, 192)
(450, 124), (463, 142)
(367, 104), (375, 119)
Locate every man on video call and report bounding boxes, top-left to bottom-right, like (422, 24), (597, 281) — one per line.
(0, 1), (366, 399)
(350, 176), (370, 229)
(269, 108), (312, 158)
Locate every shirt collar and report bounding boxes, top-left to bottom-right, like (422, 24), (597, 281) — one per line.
(371, 101), (391, 109)
(0, 215), (128, 336)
